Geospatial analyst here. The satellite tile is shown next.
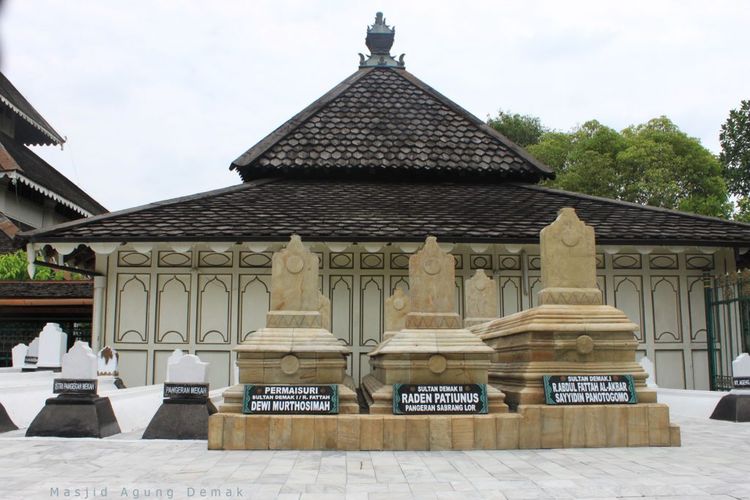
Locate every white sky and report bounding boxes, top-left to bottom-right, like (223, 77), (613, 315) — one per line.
(2, 1), (749, 211)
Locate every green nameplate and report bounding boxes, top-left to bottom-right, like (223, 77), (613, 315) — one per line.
(241, 384), (339, 414)
(543, 375), (637, 405)
(392, 384), (488, 414)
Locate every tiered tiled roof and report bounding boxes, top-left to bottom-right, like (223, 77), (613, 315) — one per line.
(231, 68), (554, 183)
(20, 178), (750, 246)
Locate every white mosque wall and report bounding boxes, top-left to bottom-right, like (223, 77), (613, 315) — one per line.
(97, 242), (737, 390)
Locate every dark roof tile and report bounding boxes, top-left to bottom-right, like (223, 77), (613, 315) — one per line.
(230, 68), (553, 182)
(18, 178), (750, 247)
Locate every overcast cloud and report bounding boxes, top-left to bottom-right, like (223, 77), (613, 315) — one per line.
(1, 1), (748, 211)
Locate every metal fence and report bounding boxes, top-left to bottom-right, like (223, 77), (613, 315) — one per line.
(704, 270), (750, 390)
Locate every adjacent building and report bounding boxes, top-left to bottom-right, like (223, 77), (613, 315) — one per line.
(0, 70), (106, 365)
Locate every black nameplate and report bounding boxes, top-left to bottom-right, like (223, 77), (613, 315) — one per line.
(242, 385), (339, 414)
(734, 377), (750, 389)
(163, 383), (209, 399)
(543, 375), (637, 405)
(393, 384), (488, 415)
(53, 379), (98, 395)
(24, 356), (38, 365)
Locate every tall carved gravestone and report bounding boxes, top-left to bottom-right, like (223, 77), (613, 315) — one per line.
(26, 341), (121, 438)
(471, 208), (655, 406)
(464, 269), (499, 328)
(143, 354), (217, 439)
(219, 235), (358, 414)
(383, 288), (410, 340)
(362, 236), (507, 414)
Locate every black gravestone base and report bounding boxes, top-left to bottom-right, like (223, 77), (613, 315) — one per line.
(25, 395), (121, 438)
(0, 403), (18, 433)
(142, 398), (217, 440)
(710, 393), (750, 422)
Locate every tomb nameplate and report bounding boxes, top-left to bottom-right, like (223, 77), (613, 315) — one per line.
(543, 375), (637, 405)
(53, 378), (98, 395)
(242, 385), (339, 414)
(734, 377), (750, 389)
(392, 384), (488, 415)
(163, 382), (209, 400)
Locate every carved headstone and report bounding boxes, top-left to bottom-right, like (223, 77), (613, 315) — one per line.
(167, 354), (209, 384)
(538, 208), (602, 305)
(12, 343), (27, 369)
(318, 293), (331, 332)
(61, 341), (98, 380)
(384, 288), (410, 338)
(23, 337), (39, 370)
(404, 236), (461, 329)
(98, 346), (119, 376)
(37, 323), (68, 370)
(733, 353), (750, 389)
(464, 269), (499, 328)
(266, 234), (323, 328)
(167, 349), (185, 367)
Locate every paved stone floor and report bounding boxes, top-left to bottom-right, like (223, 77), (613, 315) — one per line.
(0, 415), (749, 500)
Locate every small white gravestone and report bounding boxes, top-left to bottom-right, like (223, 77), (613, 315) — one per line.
(732, 353), (750, 393)
(639, 356), (657, 388)
(97, 346), (119, 376)
(167, 349), (185, 367)
(61, 341), (98, 380)
(12, 343), (28, 369)
(23, 337), (39, 370)
(37, 323), (68, 370)
(167, 354), (209, 384)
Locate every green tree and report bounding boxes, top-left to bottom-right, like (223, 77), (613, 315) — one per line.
(720, 100), (750, 197)
(487, 110), (547, 147)
(528, 117), (731, 218)
(719, 100), (750, 221)
(0, 250), (68, 280)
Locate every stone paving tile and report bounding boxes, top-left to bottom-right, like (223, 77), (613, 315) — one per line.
(1, 415), (750, 499)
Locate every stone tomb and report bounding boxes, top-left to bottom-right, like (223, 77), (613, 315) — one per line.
(710, 353), (750, 422)
(143, 353), (217, 439)
(209, 215), (680, 450)
(217, 235), (359, 415)
(362, 236), (507, 415)
(26, 341), (121, 438)
(469, 207), (677, 445)
(471, 208), (657, 407)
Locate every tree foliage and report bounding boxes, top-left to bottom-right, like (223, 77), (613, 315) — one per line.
(527, 117), (731, 218)
(487, 110), (547, 147)
(720, 100), (750, 197)
(0, 250), (68, 280)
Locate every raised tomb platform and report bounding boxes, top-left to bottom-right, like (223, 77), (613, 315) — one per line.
(362, 237), (507, 415)
(209, 210), (680, 450)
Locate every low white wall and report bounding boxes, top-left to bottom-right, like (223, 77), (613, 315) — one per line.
(657, 387), (727, 419)
(0, 371), (56, 428)
(100, 384), (163, 433)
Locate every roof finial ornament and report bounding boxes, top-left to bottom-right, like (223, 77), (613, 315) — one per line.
(359, 12), (405, 69)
